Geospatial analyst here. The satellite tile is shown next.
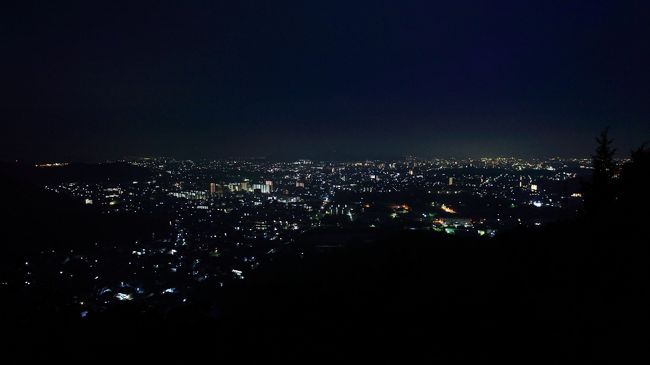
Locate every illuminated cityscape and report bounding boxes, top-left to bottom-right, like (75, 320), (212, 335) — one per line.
(5, 156), (592, 312)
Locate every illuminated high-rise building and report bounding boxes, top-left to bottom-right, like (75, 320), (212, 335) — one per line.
(253, 183), (270, 194)
(209, 183), (224, 196)
(448, 177), (454, 186)
(241, 180), (251, 192)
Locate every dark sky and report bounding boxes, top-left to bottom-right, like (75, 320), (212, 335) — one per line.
(2, 0), (649, 161)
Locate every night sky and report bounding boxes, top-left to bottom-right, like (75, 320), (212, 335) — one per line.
(2, 1), (649, 161)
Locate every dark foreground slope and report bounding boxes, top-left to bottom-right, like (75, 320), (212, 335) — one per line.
(7, 220), (646, 363)
(219, 221), (647, 363)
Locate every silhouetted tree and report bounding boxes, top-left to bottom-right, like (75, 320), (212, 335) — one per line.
(617, 143), (650, 218)
(593, 128), (617, 178)
(584, 128), (618, 215)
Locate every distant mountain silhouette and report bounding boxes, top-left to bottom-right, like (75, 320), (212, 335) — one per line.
(0, 162), (164, 257)
(1, 161), (152, 185)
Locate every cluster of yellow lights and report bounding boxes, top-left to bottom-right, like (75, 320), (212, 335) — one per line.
(389, 204), (410, 211)
(440, 204), (457, 214)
